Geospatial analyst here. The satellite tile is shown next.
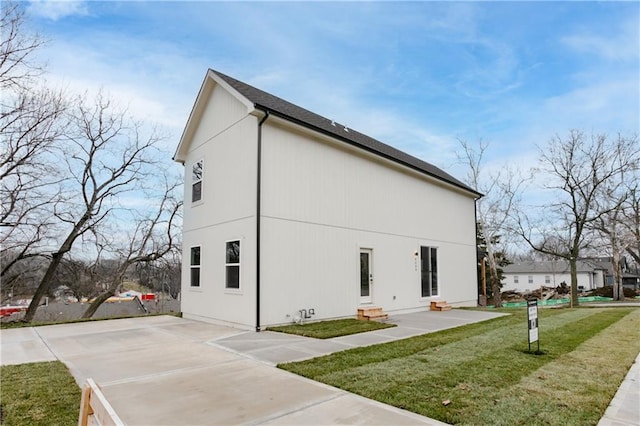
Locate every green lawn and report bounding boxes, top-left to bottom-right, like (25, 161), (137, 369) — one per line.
(0, 361), (80, 426)
(267, 318), (396, 339)
(279, 307), (640, 425)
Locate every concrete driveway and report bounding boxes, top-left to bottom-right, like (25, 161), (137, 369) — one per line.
(1, 315), (449, 425)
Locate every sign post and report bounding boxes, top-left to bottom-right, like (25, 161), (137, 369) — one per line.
(527, 299), (539, 353)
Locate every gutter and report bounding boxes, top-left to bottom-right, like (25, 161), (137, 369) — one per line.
(255, 109), (270, 332)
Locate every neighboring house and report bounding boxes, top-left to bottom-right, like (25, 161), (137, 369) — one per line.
(585, 257), (640, 290)
(501, 259), (616, 293)
(173, 69), (482, 330)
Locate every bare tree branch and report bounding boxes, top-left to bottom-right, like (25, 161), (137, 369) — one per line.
(513, 130), (639, 306)
(22, 92), (166, 322)
(456, 138), (528, 307)
(81, 175), (182, 318)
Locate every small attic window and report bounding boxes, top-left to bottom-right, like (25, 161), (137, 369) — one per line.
(192, 160), (203, 203)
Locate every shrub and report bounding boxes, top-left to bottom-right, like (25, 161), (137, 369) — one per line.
(588, 286), (636, 298)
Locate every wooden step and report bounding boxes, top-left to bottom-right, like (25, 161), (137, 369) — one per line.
(357, 307), (388, 321)
(358, 307), (384, 318)
(430, 301), (452, 311)
(366, 313), (389, 321)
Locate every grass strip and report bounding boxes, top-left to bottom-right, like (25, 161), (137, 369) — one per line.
(474, 308), (640, 426)
(279, 307), (638, 425)
(0, 361), (80, 426)
(267, 318), (396, 339)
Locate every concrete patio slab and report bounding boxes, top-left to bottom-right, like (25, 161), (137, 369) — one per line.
(0, 327), (56, 365)
(100, 359), (342, 425)
(263, 392), (443, 425)
(332, 331), (398, 346)
(1, 315), (448, 425)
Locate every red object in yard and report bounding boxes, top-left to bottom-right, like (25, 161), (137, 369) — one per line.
(141, 293), (155, 301)
(0, 306), (26, 317)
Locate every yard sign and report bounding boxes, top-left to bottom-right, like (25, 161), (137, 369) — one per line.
(527, 299), (539, 353)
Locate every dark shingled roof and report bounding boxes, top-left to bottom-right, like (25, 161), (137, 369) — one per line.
(503, 260), (606, 274)
(212, 69), (481, 197)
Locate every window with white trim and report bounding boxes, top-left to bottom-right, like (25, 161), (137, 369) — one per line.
(191, 160), (203, 203)
(545, 275), (551, 284)
(225, 240), (240, 289)
(190, 246), (201, 287)
(514, 275), (519, 284)
(528, 275), (533, 284)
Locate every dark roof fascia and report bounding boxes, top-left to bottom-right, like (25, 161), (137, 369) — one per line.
(212, 69), (482, 198)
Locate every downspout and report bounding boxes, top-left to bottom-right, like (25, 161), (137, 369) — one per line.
(474, 199), (483, 305)
(474, 201), (478, 304)
(256, 110), (270, 332)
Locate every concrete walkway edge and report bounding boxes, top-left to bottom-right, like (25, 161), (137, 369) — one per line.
(598, 351), (640, 426)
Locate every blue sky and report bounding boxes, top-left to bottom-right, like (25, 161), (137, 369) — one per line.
(25, 1), (640, 180)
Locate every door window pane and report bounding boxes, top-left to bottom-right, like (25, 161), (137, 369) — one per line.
(421, 246), (438, 297)
(360, 252), (370, 297)
(430, 247), (438, 296)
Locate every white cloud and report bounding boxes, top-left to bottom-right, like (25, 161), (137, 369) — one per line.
(561, 16), (639, 62)
(539, 75), (639, 135)
(36, 30), (208, 157)
(27, 0), (89, 21)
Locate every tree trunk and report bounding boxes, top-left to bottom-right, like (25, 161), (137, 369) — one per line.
(81, 290), (115, 319)
(569, 257), (579, 307)
(82, 262), (131, 319)
(612, 252), (624, 302)
(22, 252), (64, 322)
(485, 242), (502, 308)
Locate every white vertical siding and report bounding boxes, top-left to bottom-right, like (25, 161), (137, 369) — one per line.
(180, 82), (258, 329)
(261, 123), (475, 241)
(260, 122), (478, 325)
(179, 83), (479, 329)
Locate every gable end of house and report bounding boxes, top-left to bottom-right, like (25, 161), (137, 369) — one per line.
(174, 69), (482, 199)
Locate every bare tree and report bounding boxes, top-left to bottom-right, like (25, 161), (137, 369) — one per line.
(135, 248), (182, 299)
(515, 130), (639, 306)
(22, 92), (166, 322)
(1, 2), (68, 293)
(625, 186), (640, 266)
(1, 88), (68, 262)
(592, 149), (640, 300)
(0, 2), (44, 89)
(81, 177), (182, 318)
(0, 249), (46, 304)
(456, 139), (527, 307)
(52, 255), (106, 303)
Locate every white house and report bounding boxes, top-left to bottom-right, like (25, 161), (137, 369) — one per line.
(173, 69), (482, 330)
(501, 260), (608, 293)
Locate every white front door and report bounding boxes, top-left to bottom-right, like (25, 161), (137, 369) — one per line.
(360, 248), (373, 304)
